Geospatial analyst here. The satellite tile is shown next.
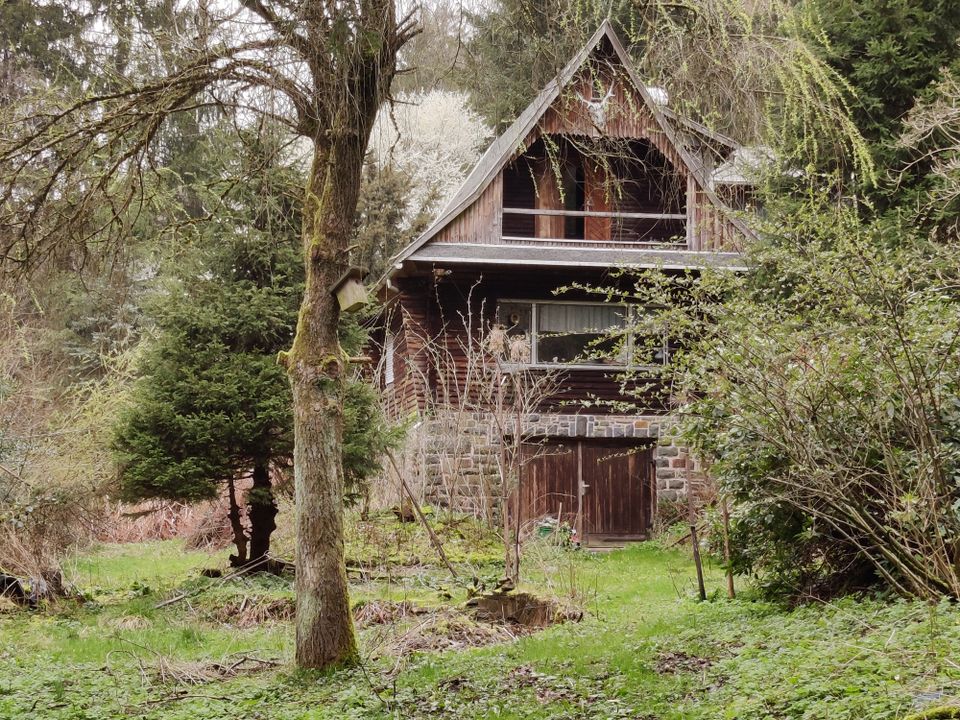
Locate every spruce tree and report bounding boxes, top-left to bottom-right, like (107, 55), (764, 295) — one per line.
(112, 227), (300, 567)
(815, 0), (960, 206)
(112, 132), (399, 568)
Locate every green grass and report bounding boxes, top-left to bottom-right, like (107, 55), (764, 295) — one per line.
(1, 525), (959, 719)
(65, 540), (225, 596)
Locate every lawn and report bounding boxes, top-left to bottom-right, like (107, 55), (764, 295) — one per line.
(1, 517), (959, 719)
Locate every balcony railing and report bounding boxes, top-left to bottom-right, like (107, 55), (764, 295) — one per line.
(501, 207), (687, 245)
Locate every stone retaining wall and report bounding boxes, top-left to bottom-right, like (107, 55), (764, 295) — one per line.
(402, 410), (704, 516)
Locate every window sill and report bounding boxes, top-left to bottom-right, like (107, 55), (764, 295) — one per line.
(499, 362), (663, 372)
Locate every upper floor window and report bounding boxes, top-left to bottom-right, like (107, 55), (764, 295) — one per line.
(496, 300), (668, 368)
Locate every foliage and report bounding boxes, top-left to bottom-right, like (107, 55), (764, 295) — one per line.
(112, 133), (401, 555)
(614, 193), (960, 599)
(0, 288), (138, 577)
(369, 91), (488, 211)
(460, 0), (873, 184)
(902, 67), (960, 229)
(394, 2), (468, 93)
(632, 0), (874, 182)
(353, 163), (430, 279)
(112, 234), (299, 505)
(460, 0), (641, 130)
(358, 89), (488, 277)
(815, 0), (960, 203)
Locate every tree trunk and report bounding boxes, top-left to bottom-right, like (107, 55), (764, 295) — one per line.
(247, 461), (278, 563)
(287, 132), (372, 668)
(284, 1), (409, 670)
(226, 475), (248, 568)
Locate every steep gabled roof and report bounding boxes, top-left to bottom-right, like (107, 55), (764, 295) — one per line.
(391, 20), (753, 271)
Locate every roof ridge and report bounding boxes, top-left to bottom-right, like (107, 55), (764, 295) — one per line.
(387, 21), (753, 279)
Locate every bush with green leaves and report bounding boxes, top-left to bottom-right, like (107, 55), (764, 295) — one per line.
(642, 195), (960, 599)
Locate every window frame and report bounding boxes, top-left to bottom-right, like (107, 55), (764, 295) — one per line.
(497, 298), (669, 370)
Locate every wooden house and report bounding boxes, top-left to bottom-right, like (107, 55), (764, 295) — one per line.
(373, 22), (752, 546)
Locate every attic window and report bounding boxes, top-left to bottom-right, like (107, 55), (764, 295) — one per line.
(497, 300), (668, 368)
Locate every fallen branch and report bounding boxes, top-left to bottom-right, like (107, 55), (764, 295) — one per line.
(386, 450), (458, 579)
(153, 554), (289, 609)
(665, 522), (708, 549)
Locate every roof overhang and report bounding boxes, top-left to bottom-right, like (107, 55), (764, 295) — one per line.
(399, 243), (748, 272)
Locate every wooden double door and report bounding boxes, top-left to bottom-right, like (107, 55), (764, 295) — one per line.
(518, 440), (655, 543)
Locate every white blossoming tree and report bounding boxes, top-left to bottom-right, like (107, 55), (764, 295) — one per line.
(369, 90), (490, 225)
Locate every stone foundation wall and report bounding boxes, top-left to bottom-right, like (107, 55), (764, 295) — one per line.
(403, 410), (706, 516)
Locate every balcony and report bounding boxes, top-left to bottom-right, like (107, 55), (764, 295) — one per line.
(501, 207), (687, 246)
(500, 137), (688, 247)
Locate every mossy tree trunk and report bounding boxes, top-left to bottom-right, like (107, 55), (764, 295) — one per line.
(282, 2), (416, 668)
(0, 0), (415, 671)
(287, 78), (388, 665)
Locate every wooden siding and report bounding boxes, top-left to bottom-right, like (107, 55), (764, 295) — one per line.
(428, 62), (744, 253)
(386, 271), (668, 415)
(430, 174), (502, 246)
(375, 280), (436, 418)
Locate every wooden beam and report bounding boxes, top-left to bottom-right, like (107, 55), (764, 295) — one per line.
(501, 235), (686, 246)
(503, 207), (687, 220)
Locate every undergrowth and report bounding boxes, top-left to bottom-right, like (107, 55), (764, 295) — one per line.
(1, 517), (959, 719)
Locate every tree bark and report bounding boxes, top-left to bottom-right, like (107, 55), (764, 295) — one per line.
(282, 0), (411, 670)
(247, 461), (277, 563)
(288, 119), (379, 667)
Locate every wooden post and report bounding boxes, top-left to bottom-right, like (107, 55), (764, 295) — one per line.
(721, 496), (736, 599)
(511, 373), (523, 583)
(576, 440), (584, 546)
(686, 455), (706, 601)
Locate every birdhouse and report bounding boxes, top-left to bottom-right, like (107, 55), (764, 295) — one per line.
(332, 267), (368, 313)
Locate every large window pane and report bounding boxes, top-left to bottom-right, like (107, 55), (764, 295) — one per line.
(537, 303), (626, 365)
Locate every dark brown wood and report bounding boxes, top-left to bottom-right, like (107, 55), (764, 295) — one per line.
(580, 444), (654, 539)
(503, 208), (686, 220)
(519, 442), (580, 534)
(519, 441), (654, 543)
(378, 271), (669, 417)
(584, 158), (611, 241)
(576, 441), (584, 543)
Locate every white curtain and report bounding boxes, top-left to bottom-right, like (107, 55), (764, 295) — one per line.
(537, 304), (625, 333)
